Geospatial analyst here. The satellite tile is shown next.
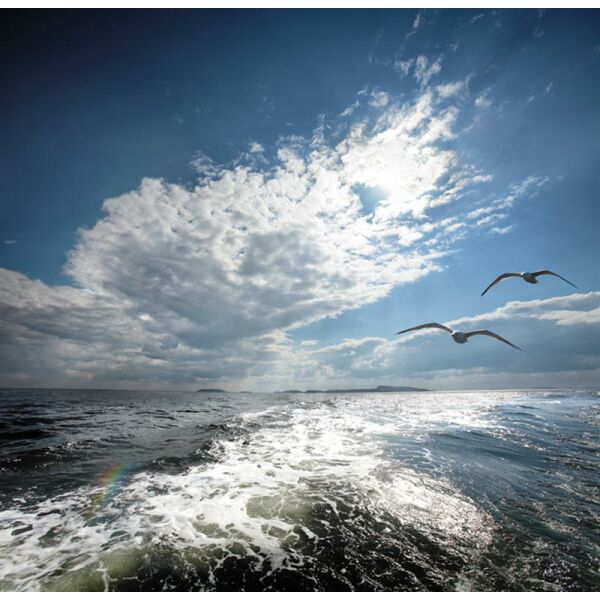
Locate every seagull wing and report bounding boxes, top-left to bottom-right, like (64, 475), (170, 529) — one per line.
(465, 329), (522, 350)
(481, 273), (521, 296)
(396, 322), (452, 335)
(531, 270), (578, 288)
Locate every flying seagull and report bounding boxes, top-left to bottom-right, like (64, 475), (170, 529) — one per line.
(481, 270), (577, 296)
(396, 323), (521, 350)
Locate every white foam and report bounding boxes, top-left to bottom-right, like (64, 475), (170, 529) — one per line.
(0, 391), (512, 590)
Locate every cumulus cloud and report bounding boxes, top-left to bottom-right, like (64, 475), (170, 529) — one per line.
(0, 80), (550, 389)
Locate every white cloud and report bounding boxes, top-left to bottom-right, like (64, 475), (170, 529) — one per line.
(527, 81), (555, 104)
(490, 225), (514, 235)
(474, 92), (492, 109)
(454, 293), (600, 329)
(414, 55), (443, 87)
(0, 79), (551, 389)
(367, 90), (390, 108)
(465, 174), (550, 236)
(395, 58), (414, 76)
(340, 100), (360, 117)
(189, 151), (217, 176)
(404, 10), (424, 41)
(280, 293), (600, 390)
(300, 339), (319, 347)
(412, 13), (422, 32)
(436, 80), (467, 99)
(476, 213), (506, 227)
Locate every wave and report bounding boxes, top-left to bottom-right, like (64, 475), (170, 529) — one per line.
(0, 393), (501, 591)
(0, 389), (597, 591)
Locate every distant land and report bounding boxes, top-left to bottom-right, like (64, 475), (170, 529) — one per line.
(275, 385), (429, 394)
(197, 385), (429, 394)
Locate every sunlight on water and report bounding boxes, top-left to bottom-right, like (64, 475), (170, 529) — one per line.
(0, 389), (597, 591)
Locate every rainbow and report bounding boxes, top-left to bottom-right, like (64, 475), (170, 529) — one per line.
(87, 464), (130, 517)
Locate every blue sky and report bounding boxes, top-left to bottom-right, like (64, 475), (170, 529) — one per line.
(0, 9), (599, 390)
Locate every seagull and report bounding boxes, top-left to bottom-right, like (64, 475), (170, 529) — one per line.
(481, 270), (577, 296)
(396, 323), (521, 350)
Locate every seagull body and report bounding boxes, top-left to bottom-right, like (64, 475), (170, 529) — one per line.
(396, 322), (521, 350)
(481, 270), (577, 296)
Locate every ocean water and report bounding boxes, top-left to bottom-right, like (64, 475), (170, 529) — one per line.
(0, 388), (598, 591)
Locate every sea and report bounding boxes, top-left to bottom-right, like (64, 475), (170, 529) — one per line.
(0, 388), (598, 592)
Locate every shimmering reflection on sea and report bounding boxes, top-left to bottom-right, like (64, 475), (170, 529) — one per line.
(0, 388), (598, 591)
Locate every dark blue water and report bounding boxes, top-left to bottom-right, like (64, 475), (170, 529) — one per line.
(0, 388), (598, 591)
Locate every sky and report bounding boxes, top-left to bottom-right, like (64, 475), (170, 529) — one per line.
(0, 8), (599, 391)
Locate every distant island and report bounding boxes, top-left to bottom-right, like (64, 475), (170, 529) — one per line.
(276, 385), (428, 394)
(197, 385), (429, 394)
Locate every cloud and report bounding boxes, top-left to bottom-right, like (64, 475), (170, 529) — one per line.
(0, 77), (549, 389)
(396, 55), (444, 89)
(436, 80), (468, 99)
(412, 13), (422, 32)
(404, 10), (424, 41)
(527, 81), (554, 104)
(300, 339), (319, 347)
(454, 293), (600, 328)
(474, 91), (492, 109)
(465, 174), (550, 233)
(367, 90), (390, 108)
(414, 55), (443, 87)
(189, 151), (217, 176)
(490, 225), (514, 235)
(340, 100), (360, 117)
(395, 58), (415, 76)
(280, 293), (600, 390)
